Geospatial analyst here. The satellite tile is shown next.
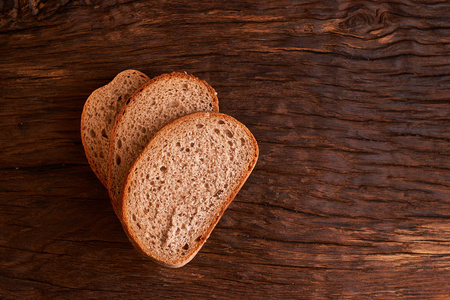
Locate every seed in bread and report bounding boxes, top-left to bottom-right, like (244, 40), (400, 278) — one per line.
(81, 70), (150, 186)
(121, 112), (259, 267)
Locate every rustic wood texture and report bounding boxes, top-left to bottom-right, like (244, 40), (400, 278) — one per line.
(1, 0), (449, 298)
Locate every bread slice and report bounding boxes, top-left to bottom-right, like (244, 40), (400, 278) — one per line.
(107, 72), (219, 219)
(121, 112), (259, 267)
(81, 70), (150, 186)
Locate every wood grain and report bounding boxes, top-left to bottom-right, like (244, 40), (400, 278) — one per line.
(1, 0), (449, 298)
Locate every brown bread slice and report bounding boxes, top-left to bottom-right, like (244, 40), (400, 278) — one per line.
(107, 72), (219, 219)
(121, 112), (259, 267)
(81, 70), (150, 186)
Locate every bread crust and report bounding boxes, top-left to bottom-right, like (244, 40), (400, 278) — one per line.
(80, 70), (149, 186)
(120, 112), (259, 267)
(106, 72), (220, 218)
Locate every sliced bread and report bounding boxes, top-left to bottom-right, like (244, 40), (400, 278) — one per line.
(121, 112), (259, 267)
(81, 70), (150, 186)
(107, 72), (219, 219)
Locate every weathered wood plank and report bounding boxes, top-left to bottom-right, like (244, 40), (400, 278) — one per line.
(1, 0), (449, 298)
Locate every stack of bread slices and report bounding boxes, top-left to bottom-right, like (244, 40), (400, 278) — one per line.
(81, 70), (258, 267)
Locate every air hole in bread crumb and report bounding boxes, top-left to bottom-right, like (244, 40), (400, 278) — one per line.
(214, 129), (220, 134)
(176, 227), (180, 234)
(196, 124), (204, 129)
(190, 142), (194, 147)
(204, 183), (209, 189)
(137, 223), (141, 230)
(183, 244), (189, 250)
(115, 155), (121, 165)
(214, 190), (223, 197)
(99, 152), (104, 159)
(186, 148), (190, 152)
(240, 138), (245, 145)
(195, 236), (202, 242)
(225, 130), (233, 138)
(141, 127), (146, 134)
(132, 214), (136, 221)
(160, 166), (167, 172)
(176, 142), (181, 147)
(101, 128), (108, 138)
(89, 129), (96, 138)
(228, 141), (233, 147)
(117, 139), (122, 149)
(218, 120), (225, 124)
(93, 152), (98, 158)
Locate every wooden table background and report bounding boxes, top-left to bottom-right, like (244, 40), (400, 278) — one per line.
(1, 0), (449, 298)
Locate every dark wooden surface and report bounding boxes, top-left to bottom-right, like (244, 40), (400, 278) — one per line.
(1, 0), (449, 298)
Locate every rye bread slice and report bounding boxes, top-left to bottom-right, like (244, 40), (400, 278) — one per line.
(107, 72), (219, 219)
(121, 112), (259, 267)
(81, 70), (150, 186)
